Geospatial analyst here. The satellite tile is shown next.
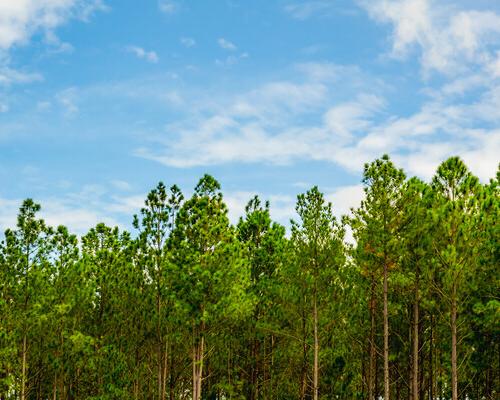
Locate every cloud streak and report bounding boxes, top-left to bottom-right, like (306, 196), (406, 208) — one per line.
(134, 59), (499, 181)
(359, 0), (500, 76)
(0, 0), (108, 51)
(127, 46), (159, 63)
(218, 38), (237, 51)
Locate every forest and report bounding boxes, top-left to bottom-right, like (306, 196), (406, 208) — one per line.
(0, 155), (498, 400)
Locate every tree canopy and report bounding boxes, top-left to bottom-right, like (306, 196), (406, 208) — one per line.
(0, 157), (498, 400)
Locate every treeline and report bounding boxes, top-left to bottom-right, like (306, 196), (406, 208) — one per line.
(0, 156), (498, 400)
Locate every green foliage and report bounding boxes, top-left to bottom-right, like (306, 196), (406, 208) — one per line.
(0, 158), (498, 400)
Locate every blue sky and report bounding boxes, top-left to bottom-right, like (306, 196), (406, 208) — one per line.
(1, 0), (499, 233)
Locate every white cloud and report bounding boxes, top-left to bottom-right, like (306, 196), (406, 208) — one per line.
(134, 59), (499, 182)
(325, 185), (365, 218)
(218, 38), (237, 51)
(0, 67), (42, 85)
(324, 94), (385, 140)
(3, 1), (488, 187)
(284, 1), (338, 20)
(105, 194), (145, 215)
(76, 0), (109, 22)
(180, 37), (195, 47)
(56, 87), (79, 116)
(359, 0), (500, 76)
(215, 52), (248, 67)
(41, 202), (121, 234)
(158, 0), (178, 14)
(223, 191), (296, 226)
(0, 197), (18, 231)
(0, 0), (106, 92)
(127, 46), (159, 63)
(110, 180), (132, 191)
(0, 0), (107, 51)
(36, 100), (52, 111)
(0, 195), (122, 236)
(162, 90), (184, 106)
(44, 30), (74, 53)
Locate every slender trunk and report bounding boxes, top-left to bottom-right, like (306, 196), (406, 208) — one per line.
(451, 285), (458, 400)
(412, 267), (419, 400)
(158, 341), (162, 400)
(134, 348), (140, 400)
(192, 327), (204, 400)
(198, 335), (204, 399)
(157, 290), (163, 400)
(192, 338), (197, 400)
(383, 262), (389, 400)
(300, 304), (307, 400)
(162, 340), (168, 400)
(169, 348), (175, 400)
(21, 334), (27, 400)
(271, 334), (275, 399)
(409, 315), (413, 400)
(429, 314), (433, 400)
(251, 329), (258, 400)
(52, 374), (57, 400)
(313, 291), (319, 400)
(369, 275), (376, 400)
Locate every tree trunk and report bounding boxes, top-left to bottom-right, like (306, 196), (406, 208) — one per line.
(313, 292), (319, 400)
(429, 314), (433, 400)
(383, 262), (389, 400)
(52, 374), (57, 400)
(451, 285), (458, 400)
(21, 334), (27, 400)
(369, 275), (376, 400)
(192, 328), (204, 400)
(412, 267), (419, 400)
(300, 306), (308, 400)
(162, 340), (168, 400)
(158, 341), (163, 400)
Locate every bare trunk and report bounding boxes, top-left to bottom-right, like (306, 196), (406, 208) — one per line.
(52, 374), (57, 400)
(369, 276), (376, 400)
(313, 292), (319, 400)
(192, 341), (197, 400)
(451, 286), (458, 400)
(429, 314), (433, 400)
(198, 335), (204, 400)
(21, 334), (27, 400)
(192, 329), (204, 400)
(412, 269), (419, 400)
(158, 342), (162, 400)
(300, 306), (307, 400)
(162, 340), (168, 400)
(383, 262), (389, 400)
(156, 285), (165, 400)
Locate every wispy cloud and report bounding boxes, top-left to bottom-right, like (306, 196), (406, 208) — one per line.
(218, 38), (237, 51)
(180, 37), (196, 47)
(56, 87), (79, 117)
(0, 0), (107, 98)
(76, 0), (110, 22)
(0, 0), (108, 51)
(359, 0), (500, 76)
(0, 194), (123, 235)
(0, 67), (43, 86)
(134, 59), (499, 181)
(158, 0), (179, 14)
(132, 1), (500, 182)
(126, 46), (159, 63)
(215, 52), (248, 67)
(284, 1), (342, 20)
